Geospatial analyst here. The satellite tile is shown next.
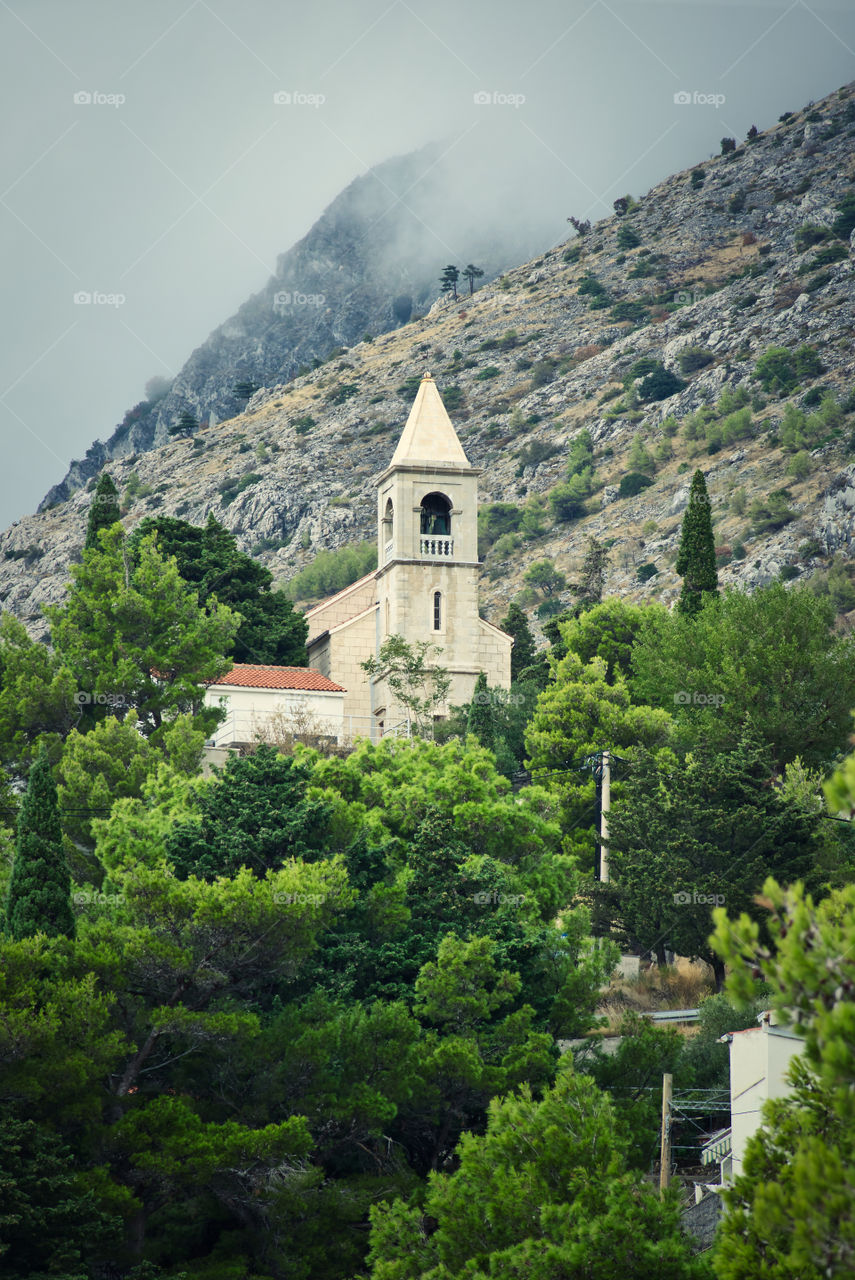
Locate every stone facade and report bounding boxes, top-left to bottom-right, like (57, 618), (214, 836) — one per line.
(307, 373), (512, 735)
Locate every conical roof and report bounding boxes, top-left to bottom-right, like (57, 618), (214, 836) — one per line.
(389, 372), (470, 468)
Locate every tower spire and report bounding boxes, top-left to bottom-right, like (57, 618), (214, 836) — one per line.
(389, 372), (470, 469)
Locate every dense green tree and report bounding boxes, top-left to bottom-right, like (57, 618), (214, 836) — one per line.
(608, 736), (821, 980)
(558, 597), (654, 685)
(630, 583), (855, 769)
(4, 749), (74, 940)
(46, 525), (239, 743)
(500, 602), (536, 680)
(0, 613), (77, 778)
(525, 652), (672, 868)
(165, 744), (332, 880)
(524, 559), (567, 597)
(0, 1114), (121, 1279)
(675, 469), (718, 615)
(712, 870), (855, 1278)
(134, 513), (309, 665)
(466, 672), (493, 748)
(168, 408), (198, 436)
(366, 1060), (711, 1280)
(572, 535), (610, 608)
(84, 471), (121, 550)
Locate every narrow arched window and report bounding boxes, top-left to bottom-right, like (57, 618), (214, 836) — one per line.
(433, 591), (442, 631)
(420, 492), (451, 535)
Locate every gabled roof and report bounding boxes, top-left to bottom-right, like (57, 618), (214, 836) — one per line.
(209, 664), (345, 692)
(389, 372), (470, 468)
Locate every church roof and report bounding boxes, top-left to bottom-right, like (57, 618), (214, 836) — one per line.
(389, 372), (470, 468)
(209, 664), (345, 692)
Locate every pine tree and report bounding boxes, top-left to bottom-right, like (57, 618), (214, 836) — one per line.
(168, 409), (199, 438)
(84, 473), (120, 550)
(466, 672), (493, 749)
(439, 265), (460, 300)
(575, 536), (610, 609)
(462, 264), (484, 296)
(4, 748), (74, 940)
(675, 469), (718, 615)
(500, 603), (536, 681)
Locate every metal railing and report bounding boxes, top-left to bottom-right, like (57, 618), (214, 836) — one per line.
(384, 539), (394, 564)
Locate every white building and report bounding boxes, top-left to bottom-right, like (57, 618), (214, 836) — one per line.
(204, 664), (346, 750)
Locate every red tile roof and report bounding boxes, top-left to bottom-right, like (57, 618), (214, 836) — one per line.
(209, 665), (345, 692)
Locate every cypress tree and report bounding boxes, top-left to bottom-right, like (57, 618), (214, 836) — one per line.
(675, 469), (718, 616)
(84, 472), (120, 550)
(466, 672), (493, 749)
(4, 749), (75, 940)
(499, 603), (536, 681)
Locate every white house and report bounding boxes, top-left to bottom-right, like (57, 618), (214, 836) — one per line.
(204, 664), (346, 749)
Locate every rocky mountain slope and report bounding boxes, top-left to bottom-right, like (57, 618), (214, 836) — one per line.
(4, 82), (855, 641)
(40, 142), (546, 509)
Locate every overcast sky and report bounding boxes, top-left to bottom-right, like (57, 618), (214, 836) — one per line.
(2, 0), (854, 528)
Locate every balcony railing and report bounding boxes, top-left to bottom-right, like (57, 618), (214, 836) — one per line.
(420, 535), (454, 558)
(384, 539), (394, 564)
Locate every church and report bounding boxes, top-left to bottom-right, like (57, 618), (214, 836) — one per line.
(206, 373), (512, 746)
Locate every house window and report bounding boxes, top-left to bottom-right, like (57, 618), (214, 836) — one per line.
(420, 492), (451, 535)
(433, 590), (442, 630)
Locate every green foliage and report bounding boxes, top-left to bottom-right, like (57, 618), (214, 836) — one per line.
(630, 582), (855, 769)
(218, 471), (262, 504)
(558, 599), (651, 684)
(754, 344), (824, 394)
(609, 736), (819, 975)
(4, 749), (74, 940)
(500, 603), (537, 681)
(524, 559), (567, 597)
(0, 613), (77, 778)
(526, 651), (672, 869)
(618, 471), (653, 498)
(549, 469), (594, 522)
(711, 873), (855, 1277)
(366, 1060), (708, 1280)
(609, 300), (648, 323)
(133, 513), (309, 666)
(616, 223), (641, 249)
(168, 409), (198, 437)
(46, 525), (239, 744)
(293, 413), (316, 434)
(628, 433), (656, 475)
(165, 746), (332, 881)
(748, 487), (795, 534)
(806, 555), (855, 613)
(466, 672), (493, 749)
(85, 473), (121, 550)
(779, 394), (844, 452)
(287, 540), (377, 601)
(56, 716), (161, 850)
(677, 346), (714, 375)
(675, 470), (718, 615)
(831, 191), (855, 240)
(362, 635), (451, 735)
(637, 365), (685, 402)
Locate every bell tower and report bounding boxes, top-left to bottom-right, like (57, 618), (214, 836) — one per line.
(373, 372), (508, 720)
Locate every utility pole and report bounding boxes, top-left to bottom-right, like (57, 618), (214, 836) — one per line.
(659, 1073), (673, 1196)
(599, 750), (610, 883)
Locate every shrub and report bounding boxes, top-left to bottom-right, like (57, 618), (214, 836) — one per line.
(293, 414), (315, 434)
(754, 344), (823, 395)
(637, 562), (658, 582)
(577, 273), (607, 297)
(478, 502), (524, 553)
(618, 472), (654, 498)
(609, 300), (648, 323)
(690, 168), (706, 188)
(720, 137), (737, 154)
(549, 470), (594, 522)
(563, 244), (583, 263)
(474, 366), (501, 381)
(287, 540), (377, 601)
(802, 242), (848, 270)
(731, 542), (747, 560)
(616, 224), (641, 249)
(530, 360), (556, 388)
(728, 190), (746, 214)
(443, 386), (465, 410)
(623, 357), (660, 385)
(831, 192), (855, 241)
(637, 366), (685, 402)
(218, 472), (262, 506)
(786, 450), (813, 480)
(516, 440), (560, 474)
(779, 564), (800, 581)
(794, 224), (831, 251)
(799, 538), (823, 560)
(748, 487), (795, 533)
(677, 347), (714, 375)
